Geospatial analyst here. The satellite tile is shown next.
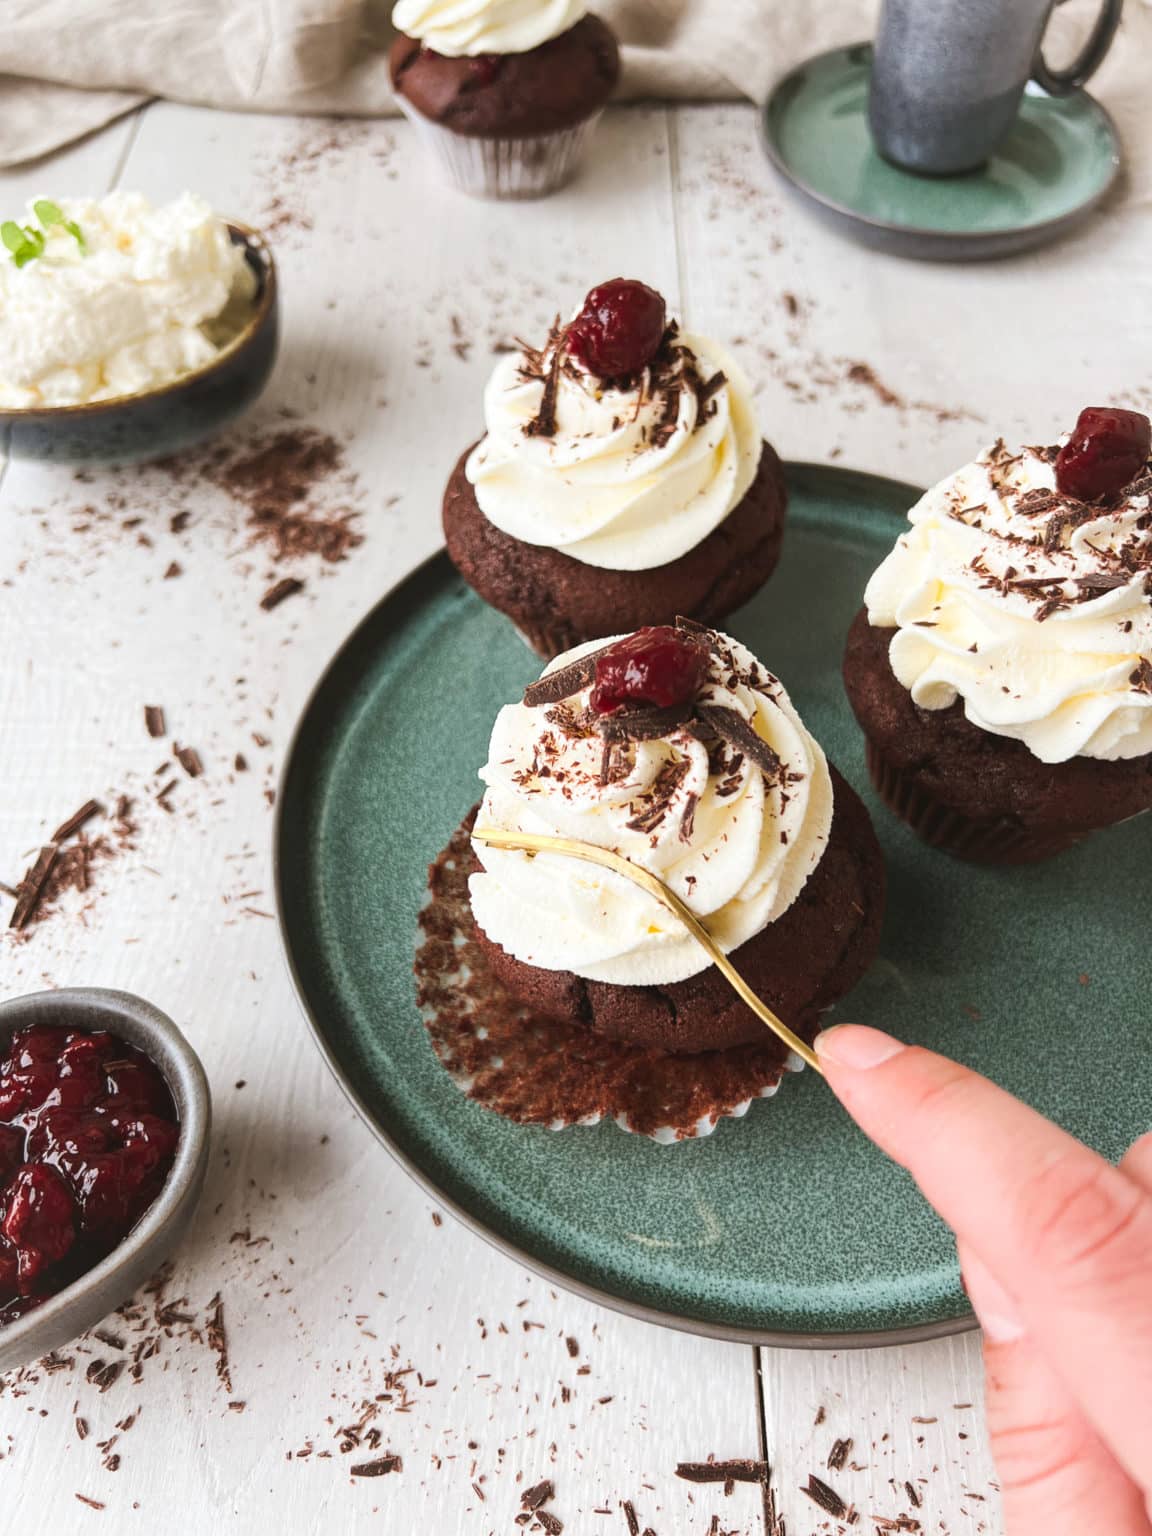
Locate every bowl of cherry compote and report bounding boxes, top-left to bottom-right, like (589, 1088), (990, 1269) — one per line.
(0, 988), (210, 1373)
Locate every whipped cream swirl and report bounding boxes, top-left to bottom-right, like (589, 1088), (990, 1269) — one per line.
(470, 630), (833, 987)
(0, 192), (252, 409)
(465, 322), (762, 571)
(865, 437), (1152, 763)
(392, 0), (586, 55)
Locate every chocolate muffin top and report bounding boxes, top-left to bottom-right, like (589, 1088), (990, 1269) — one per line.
(389, 10), (619, 138)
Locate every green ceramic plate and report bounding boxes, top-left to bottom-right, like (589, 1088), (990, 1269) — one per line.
(276, 463), (1152, 1347)
(762, 44), (1121, 260)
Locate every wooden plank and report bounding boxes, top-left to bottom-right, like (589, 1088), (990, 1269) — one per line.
(759, 1337), (1000, 1531)
(669, 102), (1152, 491)
(0, 102), (767, 1534)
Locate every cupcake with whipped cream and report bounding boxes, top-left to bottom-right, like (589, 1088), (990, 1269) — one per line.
(0, 192), (256, 409)
(389, 0), (618, 198)
(417, 622), (885, 1138)
(443, 278), (787, 657)
(844, 407), (1152, 863)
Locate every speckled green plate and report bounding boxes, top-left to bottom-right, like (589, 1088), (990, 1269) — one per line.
(275, 463), (1152, 1346)
(762, 44), (1121, 260)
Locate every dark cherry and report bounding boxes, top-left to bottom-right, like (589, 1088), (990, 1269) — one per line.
(1055, 407), (1151, 502)
(0, 1025), (179, 1318)
(566, 279), (668, 380)
(2, 1166), (76, 1291)
(590, 626), (710, 715)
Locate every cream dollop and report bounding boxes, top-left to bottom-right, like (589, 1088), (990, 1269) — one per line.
(0, 191), (252, 408)
(865, 437), (1152, 763)
(392, 0), (585, 55)
(469, 630), (833, 986)
(465, 324), (762, 570)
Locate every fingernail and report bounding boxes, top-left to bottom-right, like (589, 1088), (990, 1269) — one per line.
(961, 1250), (1026, 1345)
(816, 1024), (906, 1070)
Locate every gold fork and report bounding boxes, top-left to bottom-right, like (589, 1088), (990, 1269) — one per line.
(471, 826), (823, 1075)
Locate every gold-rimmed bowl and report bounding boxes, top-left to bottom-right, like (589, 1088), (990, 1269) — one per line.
(0, 221), (279, 465)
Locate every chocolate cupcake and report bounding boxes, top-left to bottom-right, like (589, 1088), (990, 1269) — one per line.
(417, 622), (885, 1139)
(443, 279), (788, 658)
(844, 408), (1152, 864)
(389, 2), (618, 198)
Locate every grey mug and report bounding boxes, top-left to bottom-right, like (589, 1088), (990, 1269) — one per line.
(869, 0), (1124, 176)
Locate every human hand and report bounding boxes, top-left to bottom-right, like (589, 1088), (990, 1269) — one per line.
(816, 1025), (1152, 1535)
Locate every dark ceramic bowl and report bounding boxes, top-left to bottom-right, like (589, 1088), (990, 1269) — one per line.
(0, 988), (211, 1374)
(0, 222), (279, 466)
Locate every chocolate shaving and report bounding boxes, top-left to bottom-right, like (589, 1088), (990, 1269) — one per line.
(801, 1474), (846, 1517)
(598, 703), (694, 743)
(676, 1460), (769, 1486)
(693, 706), (781, 781)
(679, 793), (698, 843)
(350, 1454), (402, 1477)
(144, 705), (166, 739)
(9, 845), (59, 931)
(174, 745), (203, 780)
(261, 576), (304, 611)
(1130, 658), (1152, 693)
(523, 642), (617, 708)
(524, 326), (564, 439)
(827, 1437), (852, 1472)
(51, 799), (102, 843)
(1076, 572), (1129, 592)
(622, 1501), (640, 1536)
(535, 1513), (563, 1535)
(521, 1481), (555, 1511)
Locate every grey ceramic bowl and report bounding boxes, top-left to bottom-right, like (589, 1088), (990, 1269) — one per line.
(0, 221), (279, 465)
(0, 988), (211, 1375)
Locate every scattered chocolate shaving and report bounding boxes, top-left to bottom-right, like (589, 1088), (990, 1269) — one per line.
(521, 1480), (555, 1511)
(599, 703), (694, 743)
(676, 1460), (769, 1486)
(801, 1474), (846, 1517)
(536, 1513), (564, 1535)
(75, 1495), (105, 1511)
(205, 1293), (232, 1395)
(565, 1336), (579, 1358)
(85, 1359), (124, 1393)
(51, 800), (102, 844)
(904, 1481), (922, 1508)
(144, 706), (166, 739)
(9, 845), (59, 931)
(261, 576), (305, 611)
(523, 322), (564, 439)
(174, 745), (203, 780)
(350, 1453), (402, 1477)
(827, 1437), (852, 1472)
(1130, 658), (1152, 693)
(622, 1500), (640, 1536)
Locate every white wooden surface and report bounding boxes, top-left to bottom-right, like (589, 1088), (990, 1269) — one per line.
(2, 91), (1148, 1531)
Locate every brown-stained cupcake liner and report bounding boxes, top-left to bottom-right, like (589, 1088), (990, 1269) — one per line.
(511, 618), (578, 661)
(397, 98), (602, 200)
(415, 820), (802, 1143)
(864, 738), (1088, 865)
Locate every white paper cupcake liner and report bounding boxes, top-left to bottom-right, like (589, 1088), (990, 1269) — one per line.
(397, 97), (602, 200)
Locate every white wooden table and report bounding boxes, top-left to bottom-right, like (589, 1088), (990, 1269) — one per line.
(1, 90), (1148, 1532)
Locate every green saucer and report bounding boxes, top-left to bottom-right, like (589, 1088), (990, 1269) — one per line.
(275, 464), (1152, 1346)
(762, 44), (1121, 260)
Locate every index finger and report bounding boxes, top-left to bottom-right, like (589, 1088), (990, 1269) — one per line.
(816, 1024), (1152, 1492)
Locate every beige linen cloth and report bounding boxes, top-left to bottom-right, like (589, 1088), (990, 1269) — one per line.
(0, 0), (1146, 167)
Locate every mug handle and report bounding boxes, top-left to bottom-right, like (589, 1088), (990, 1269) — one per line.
(1032, 0), (1124, 96)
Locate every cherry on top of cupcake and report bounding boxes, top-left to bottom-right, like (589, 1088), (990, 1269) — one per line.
(519, 281), (728, 442)
(521, 619), (783, 785)
(565, 279), (668, 380)
(1055, 406), (1151, 503)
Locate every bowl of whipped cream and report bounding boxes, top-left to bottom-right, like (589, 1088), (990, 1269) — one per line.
(0, 190), (278, 464)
